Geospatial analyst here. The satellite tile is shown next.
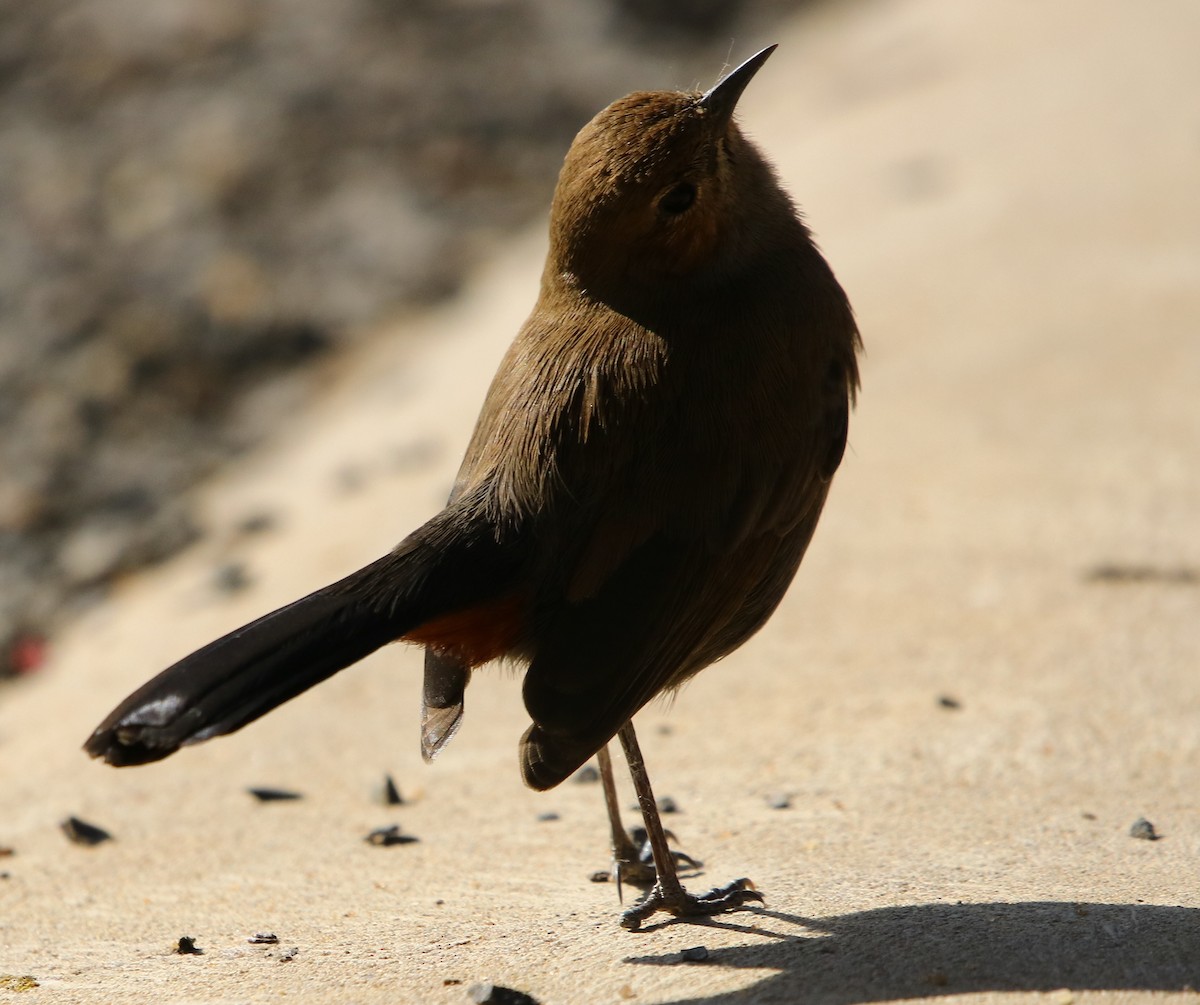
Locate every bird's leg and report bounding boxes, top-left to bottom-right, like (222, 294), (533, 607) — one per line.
(616, 720), (763, 931)
(596, 743), (657, 889)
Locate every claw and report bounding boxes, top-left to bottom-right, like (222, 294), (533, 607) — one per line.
(620, 877), (764, 931)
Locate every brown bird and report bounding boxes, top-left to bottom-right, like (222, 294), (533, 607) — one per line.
(84, 45), (860, 930)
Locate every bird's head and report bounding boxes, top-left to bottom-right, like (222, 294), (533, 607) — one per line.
(547, 45), (791, 303)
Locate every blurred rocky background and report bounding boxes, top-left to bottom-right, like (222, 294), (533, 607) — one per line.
(0, 0), (804, 676)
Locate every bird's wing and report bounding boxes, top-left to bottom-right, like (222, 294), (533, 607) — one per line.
(519, 497), (827, 790)
(517, 353), (850, 789)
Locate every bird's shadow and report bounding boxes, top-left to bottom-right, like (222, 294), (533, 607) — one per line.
(624, 900), (1200, 1004)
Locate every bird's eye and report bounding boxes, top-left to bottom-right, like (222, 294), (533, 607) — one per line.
(658, 182), (696, 215)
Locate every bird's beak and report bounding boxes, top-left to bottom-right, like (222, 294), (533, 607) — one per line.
(699, 44), (777, 123)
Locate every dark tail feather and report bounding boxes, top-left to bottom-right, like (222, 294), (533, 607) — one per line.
(84, 497), (525, 767)
(84, 555), (411, 766)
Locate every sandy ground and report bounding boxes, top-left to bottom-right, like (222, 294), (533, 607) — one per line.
(3, 0), (1199, 1002)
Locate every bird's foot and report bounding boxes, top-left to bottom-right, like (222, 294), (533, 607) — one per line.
(619, 877), (763, 931)
(610, 826), (700, 887)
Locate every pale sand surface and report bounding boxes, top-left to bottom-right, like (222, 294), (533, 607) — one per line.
(3, 0), (1199, 1002)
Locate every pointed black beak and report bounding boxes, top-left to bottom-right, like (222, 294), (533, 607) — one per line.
(699, 44), (777, 123)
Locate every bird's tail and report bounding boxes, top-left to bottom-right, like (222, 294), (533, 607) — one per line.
(84, 505), (524, 766)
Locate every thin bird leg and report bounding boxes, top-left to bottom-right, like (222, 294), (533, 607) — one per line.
(596, 743), (657, 889)
(616, 720), (764, 931)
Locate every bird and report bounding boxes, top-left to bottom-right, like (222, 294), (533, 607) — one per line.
(84, 44), (861, 931)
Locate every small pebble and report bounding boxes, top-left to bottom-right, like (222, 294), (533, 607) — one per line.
(235, 511), (277, 536)
(937, 695), (962, 710)
(213, 562), (252, 594)
(467, 982), (538, 1004)
(1129, 817), (1159, 841)
(765, 793), (792, 810)
(175, 936), (203, 955)
(365, 824), (418, 847)
(273, 946), (299, 962)
(626, 825), (653, 863)
(536, 811), (560, 822)
(381, 774), (404, 805)
(247, 787), (302, 802)
(680, 945), (709, 962)
(573, 764), (600, 784)
(247, 932), (279, 944)
(657, 795), (679, 814)
(60, 816), (112, 846)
